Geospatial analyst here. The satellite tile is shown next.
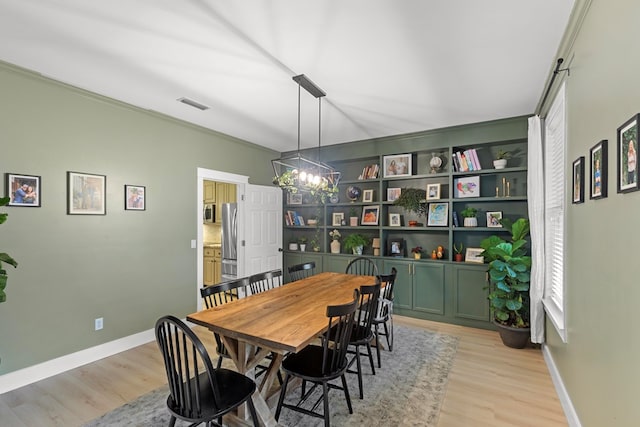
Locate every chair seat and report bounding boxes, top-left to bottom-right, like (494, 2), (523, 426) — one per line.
(281, 345), (346, 381)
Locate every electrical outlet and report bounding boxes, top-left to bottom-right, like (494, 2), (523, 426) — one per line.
(95, 317), (103, 331)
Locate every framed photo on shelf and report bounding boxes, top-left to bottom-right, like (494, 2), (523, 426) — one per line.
(362, 189), (374, 203)
(465, 247), (484, 264)
(5, 173), (41, 207)
(386, 238), (405, 257)
(67, 171), (106, 215)
(572, 156), (585, 204)
(486, 211), (502, 227)
(125, 185), (146, 210)
(453, 176), (480, 198)
(332, 212), (344, 226)
(590, 139), (608, 200)
(361, 205), (380, 225)
(617, 114), (639, 193)
(389, 213), (401, 227)
(426, 183), (441, 200)
(387, 187), (401, 202)
(427, 202), (448, 226)
(288, 193), (303, 205)
(383, 153), (412, 178)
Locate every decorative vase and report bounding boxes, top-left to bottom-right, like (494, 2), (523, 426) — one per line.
(330, 240), (341, 254)
(429, 153), (442, 173)
(463, 217), (478, 227)
(350, 217), (358, 226)
(352, 245), (364, 255)
(493, 159), (508, 169)
(431, 250), (437, 259)
(299, 244), (306, 252)
(455, 253), (464, 262)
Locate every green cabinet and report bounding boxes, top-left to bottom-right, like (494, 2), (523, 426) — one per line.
(451, 263), (490, 322)
(383, 259), (445, 316)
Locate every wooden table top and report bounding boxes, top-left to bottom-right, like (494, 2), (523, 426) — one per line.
(187, 272), (377, 353)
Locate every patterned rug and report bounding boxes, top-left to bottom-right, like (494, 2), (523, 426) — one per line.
(84, 323), (458, 426)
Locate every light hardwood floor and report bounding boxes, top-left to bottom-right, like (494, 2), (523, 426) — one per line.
(0, 316), (567, 426)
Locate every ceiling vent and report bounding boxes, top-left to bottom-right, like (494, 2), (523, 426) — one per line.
(177, 97), (210, 111)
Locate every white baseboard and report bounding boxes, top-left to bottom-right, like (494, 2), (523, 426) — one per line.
(0, 327), (156, 394)
(542, 344), (582, 427)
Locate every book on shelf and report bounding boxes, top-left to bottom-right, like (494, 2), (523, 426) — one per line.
(469, 148), (482, 170)
(359, 164), (379, 180)
(286, 210), (305, 226)
(452, 211), (459, 227)
(452, 148), (482, 172)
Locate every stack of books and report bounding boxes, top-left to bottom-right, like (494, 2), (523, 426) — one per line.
(359, 164), (379, 180)
(285, 210), (305, 226)
(452, 149), (482, 172)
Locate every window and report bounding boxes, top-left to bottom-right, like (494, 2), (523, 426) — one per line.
(543, 82), (567, 342)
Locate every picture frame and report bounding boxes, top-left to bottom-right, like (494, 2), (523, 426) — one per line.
(465, 247), (484, 264)
(617, 114), (639, 193)
(332, 212), (344, 226)
(125, 185), (146, 210)
(486, 211), (503, 227)
(362, 189), (374, 203)
(383, 154), (412, 178)
(427, 202), (448, 227)
(426, 183), (441, 200)
(590, 139), (608, 200)
(453, 176), (480, 198)
(572, 156), (585, 204)
(386, 238), (405, 257)
(387, 187), (401, 202)
(389, 213), (401, 227)
(5, 173), (41, 207)
(361, 205), (380, 225)
(67, 171), (106, 215)
(288, 193), (303, 205)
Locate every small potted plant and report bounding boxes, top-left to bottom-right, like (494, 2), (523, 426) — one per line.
(329, 229), (341, 253)
(349, 207), (359, 226)
(453, 243), (464, 262)
(310, 237), (320, 252)
(393, 188), (428, 217)
(411, 246), (423, 260)
(493, 149), (511, 169)
(460, 207), (478, 227)
(298, 236), (308, 252)
(343, 233), (369, 255)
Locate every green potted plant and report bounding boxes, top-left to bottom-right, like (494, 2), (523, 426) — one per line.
(349, 207), (359, 226)
(0, 196), (18, 303)
(298, 236), (307, 252)
(453, 242), (464, 262)
(493, 149), (511, 169)
(460, 207), (478, 227)
(480, 218), (531, 348)
(393, 188), (427, 217)
(310, 237), (320, 252)
(343, 233), (369, 255)
(411, 246), (423, 260)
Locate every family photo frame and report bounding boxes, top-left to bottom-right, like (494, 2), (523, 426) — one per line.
(465, 247), (484, 264)
(383, 154), (412, 178)
(125, 185), (146, 210)
(67, 171), (106, 215)
(5, 173), (41, 207)
(617, 113), (639, 194)
(426, 183), (441, 200)
(362, 189), (374, 203)
(572, 156), (585, 204)
(486, 211), (503, 227)
(389, 213), (401, 227)
(590, 140), (608, 200)
(387, 187), (401, 202)
(386, 238), (405, 257)
(332, 212), (344, 226)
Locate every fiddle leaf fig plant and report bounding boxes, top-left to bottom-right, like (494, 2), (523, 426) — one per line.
(1, 196), (19, 303)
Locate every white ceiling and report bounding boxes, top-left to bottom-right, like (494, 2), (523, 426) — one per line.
(0, 0), (574, 153)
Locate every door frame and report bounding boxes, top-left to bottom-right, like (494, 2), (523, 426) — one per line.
(196, 167), (248, 310)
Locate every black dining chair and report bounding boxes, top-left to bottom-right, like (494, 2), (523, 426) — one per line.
(275, 290), (359, 427)
(287, 261), (316, 282)
(248, 269), (283, 294)
(155, 315), (259, 427)
(345, 256), (379, 277)
(373, 267), (397, 368)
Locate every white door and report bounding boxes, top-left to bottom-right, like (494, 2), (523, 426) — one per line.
(243, 184), (283, 276)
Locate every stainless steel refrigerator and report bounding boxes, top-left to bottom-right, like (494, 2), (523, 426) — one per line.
(221, 202), (238, 280)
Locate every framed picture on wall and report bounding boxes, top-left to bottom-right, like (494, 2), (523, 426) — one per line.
(465, 247), (484, 264)
(383, 154), (412, 177)
(125, 185), (146, 210)
(572, 156), (585, 204)
(386, 238), (405, 257)
(589, 139), (608, 200)
(67, 171), (106, 215)
(387, 187), (401, 202)
(362, 189), (374, 203)
(486, 211), (503, 227)
(332, 212), (344, 226)
(389, 213), (401, 227)
(361, 205), (379, 225)
(453, 176), (480, 198)
(5, 173), (41, 207)
(426, 183), (441, 200)
(427, 202), (448, 226)
(617, 113), (639, 194)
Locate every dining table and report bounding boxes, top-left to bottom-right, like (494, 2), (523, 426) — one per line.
(187, 271), (378, 427)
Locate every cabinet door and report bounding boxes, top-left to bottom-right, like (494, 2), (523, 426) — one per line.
(383, 260), (412, 310)
(452, 264), (490, 321)
(413, 263), (445, 315)
(215, 182), (227, 223)
(203, 181), (215, 203)
(203, 257), (215, 285)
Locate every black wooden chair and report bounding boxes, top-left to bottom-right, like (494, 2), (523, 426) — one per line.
(287, 261), (316, 282)
(200, 277), (249, 368)
(155, 315), (258, 427)
(345, 256), (379, 277)
(373, 267), (398, 368)
(275, 290), (359, 427)
(248, 269), (283, 294)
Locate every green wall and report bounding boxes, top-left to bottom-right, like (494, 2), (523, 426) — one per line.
(544, 1), (640, 425)
(0, 62), (277, 374)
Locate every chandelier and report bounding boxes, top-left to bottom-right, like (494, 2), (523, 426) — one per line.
(272, 74), (340, 200)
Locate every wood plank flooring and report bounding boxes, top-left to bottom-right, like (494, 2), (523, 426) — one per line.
(0, 316), (567, 426)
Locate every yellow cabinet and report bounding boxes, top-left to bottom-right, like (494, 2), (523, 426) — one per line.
(203, 247), (222, 286)
(203, 181), (216, 204)
(214, 183), (236, 223)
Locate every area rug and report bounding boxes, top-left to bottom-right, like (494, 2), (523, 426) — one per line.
(84, 324), (458, 427)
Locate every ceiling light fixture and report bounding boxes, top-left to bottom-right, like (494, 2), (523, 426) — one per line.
(272, 74), (340, 201)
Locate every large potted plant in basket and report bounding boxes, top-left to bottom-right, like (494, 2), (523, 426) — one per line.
(0, 197), (18, 303)
(343, 233), (370, 255)
(480, 217), (531, 348)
